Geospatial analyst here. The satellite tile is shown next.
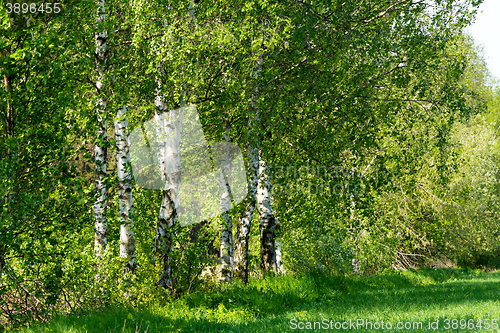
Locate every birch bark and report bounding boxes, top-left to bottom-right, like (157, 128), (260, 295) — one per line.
(219, 127), (234, 282)
(94, 0), (108, 258)
(350, 194), (360, 274)
(153, 0), (197, 292)
(275, 237), (285, 275)
(153, 77), (182, 292)
(233, 141), (258, 284)
(234, 54), (262, 284)
(257, 153), (277, 273)
(115, 106), (136, 272)
(272, 194), (286, 275)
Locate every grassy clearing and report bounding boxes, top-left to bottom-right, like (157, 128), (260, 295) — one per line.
(16, 268), (500, 332)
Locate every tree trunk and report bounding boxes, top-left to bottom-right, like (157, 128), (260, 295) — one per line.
(0, 245), (5, 282)
(153, 77), (183, 292)
(94, 0), (108, 258)
(275, 237), (285, 275)
(350, 193), (360, 274)
(153, 0), (197, 290)
(234, 54), (262, 284)
(233, 175), (257, 284)
(257, 153), (277, 273)
(219, 127), (234, 282)
(270, 193), (286, 275)
(154, 187), (177, 291)
(115, 106), (136, 272)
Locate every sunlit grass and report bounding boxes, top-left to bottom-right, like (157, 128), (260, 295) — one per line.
(17, 268), (500, 332)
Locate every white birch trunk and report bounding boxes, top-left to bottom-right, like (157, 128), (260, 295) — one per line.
(257, 153), (277, 273)
(153, 0), (196, 290)
(234, 54), (262, 284)
(350, 193), (360, 274)
(272, 195), (286, 275)
(115, 106), (136, 272)
(233, 143), (258, 284)
(275, 237), (285, 275)
(94, 0), (108, 258)
(153, 73), (183, 292)
(219, 127), (234, 282)
(154, 186), (177, 291)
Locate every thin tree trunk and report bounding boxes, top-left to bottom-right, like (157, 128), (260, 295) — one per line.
(350, 193), (360, 274)
(234, 54), (262, 284)
(153, 0), (195, 291)
(257, 153), (277, 273)
(115, 106), (136, 272)
(94, 0), (108, 258)
(271, 194), (286, 275)
(219, 127), (234, 282)
(154, 187), (177, 291)
(0, 246), (5, 282)
(233, 154), (257, 284)
(275, 237), (285, 275)
(153, 74), (183, 292)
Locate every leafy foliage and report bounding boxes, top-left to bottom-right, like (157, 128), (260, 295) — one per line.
(2, 0), (500, 330)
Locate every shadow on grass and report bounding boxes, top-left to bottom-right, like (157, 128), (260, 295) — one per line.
(25, 308), (232, 333)
(185, 269), (500, 314)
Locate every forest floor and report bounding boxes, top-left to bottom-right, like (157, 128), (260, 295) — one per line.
(17, 268), (500, 333)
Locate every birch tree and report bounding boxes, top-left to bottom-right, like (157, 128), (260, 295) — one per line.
(257, 152), (277, 273)
(219, 126), (234, 282)
(275, 227), (286, 274)
(115, 106), (136, 272)
(349, 194), (360, 274)
(234, 54), (262, 284)
(94, 0), (109, 258)
(151, 0), (198, 292)
(148, 6), (175, 289)
(153, 77), (182, 292)
(271, 193), (286, 274)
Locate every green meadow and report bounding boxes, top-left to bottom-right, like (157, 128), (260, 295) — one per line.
(18, 268), (500, 333)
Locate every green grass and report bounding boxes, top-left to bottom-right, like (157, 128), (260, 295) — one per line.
(17, 268), (500, 332)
